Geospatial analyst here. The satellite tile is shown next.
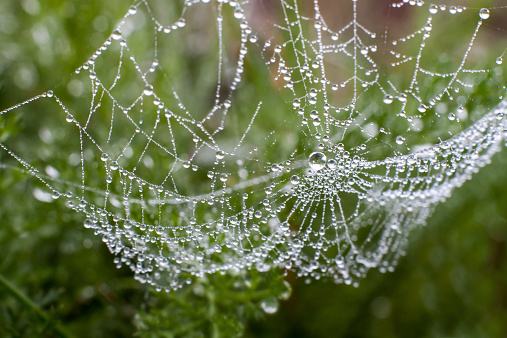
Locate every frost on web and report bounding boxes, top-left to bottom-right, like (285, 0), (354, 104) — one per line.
(1, 0), (507, 291)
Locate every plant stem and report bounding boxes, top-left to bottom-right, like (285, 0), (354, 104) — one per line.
(0, 273), (74, 338)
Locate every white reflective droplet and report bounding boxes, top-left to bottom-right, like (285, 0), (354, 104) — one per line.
(260, 297), (279, 314)
(144, 85), (154, 96)
(327, 158), (337, 169)
(111, 29), (122, 40)
(128, 6), (137, 15)
(479, 8), (490, 20)
(308, 152), (327, 171)
(383, 94), (393, 104)
(234, 8), (244, 19)
(395, 136), (405, 145)
(290, 175), (300, 184)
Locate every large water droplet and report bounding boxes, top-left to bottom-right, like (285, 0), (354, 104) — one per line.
(128, 6), (137, 15)
(429, 4), (438, 14)
(111, 29), (122, 40)
(234, 8), (244, 19)
(260, 297), (279, 314)
(290, 175), (300, 184)
(395, 136), (405, 145)
(84, 219), (94, 228)
(308, 152), (327, 171)
(144, 85), (154, 96)
(398, 93), (407, 102)
(496, 57), (503, 65)
(479, 8), (490, 20)
(279, 280), (292, 300)
(216, 150), (225, 160)
(176, 18), (186, 28)
(383, 94), (393, 104)
(327, 158), (337, 169)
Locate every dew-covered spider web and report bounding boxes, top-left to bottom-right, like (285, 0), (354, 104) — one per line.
(1, 0), (507, 291)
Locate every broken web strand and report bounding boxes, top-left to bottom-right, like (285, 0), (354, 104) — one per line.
(0, 0), (506, 293)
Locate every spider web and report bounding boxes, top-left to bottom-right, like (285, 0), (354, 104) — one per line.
(1, 0), (507, 291)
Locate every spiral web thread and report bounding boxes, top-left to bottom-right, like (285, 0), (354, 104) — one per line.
(1, 0), (507, 291)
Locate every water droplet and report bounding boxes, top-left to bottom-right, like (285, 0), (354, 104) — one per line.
(144, 84), (154, 96)
(327, 158), (337, 169)
(293, 98), (300, 108)
(111, 29), (122, 40)
(234, 8), (244, 19)
(260, 297), (279, 314)
(429, 5), (438, 14)
(479, 8), (490, 20)
(101, 153), (108, 162)
(383, 94), (393, 104)
(308, 152), (327, 171)
(46, 90), (54, 97)
(496, 57), (503, 65)
(176, 18), (186, 28)
(216, 150), (225, 160)
(110, 161), (119, 170)
(279, 281), (292, 300)
(84, 219), (94, 228)
(448, 112), (456, 121)
(417, 104), (426, 113)
(124, 220), (132, 229)
(395, 136), (405, 145)
(220, 173), (228, 182)
(66, 114), (74, 123)
(128, 6), (137, 15)
(290, 175), (300, 184)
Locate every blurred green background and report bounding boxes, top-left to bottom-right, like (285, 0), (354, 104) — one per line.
(1, 0), (506, 337)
